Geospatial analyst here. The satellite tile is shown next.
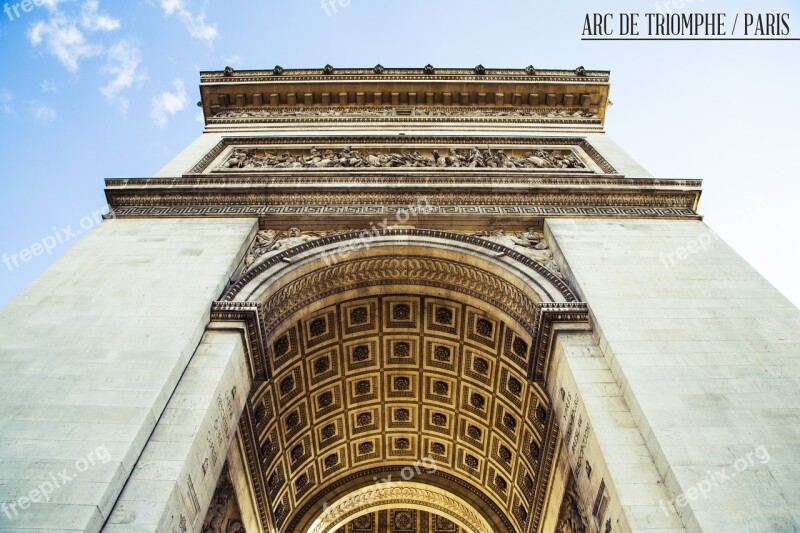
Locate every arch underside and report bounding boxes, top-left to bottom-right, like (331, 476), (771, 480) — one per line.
(219, 231), (581, 532)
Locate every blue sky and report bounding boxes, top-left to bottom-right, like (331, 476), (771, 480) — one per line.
(1, 0), (799, 307)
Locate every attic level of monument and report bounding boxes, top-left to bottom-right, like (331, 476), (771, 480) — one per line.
(106, 67), (700, 228)
(199, 65), (611, 125)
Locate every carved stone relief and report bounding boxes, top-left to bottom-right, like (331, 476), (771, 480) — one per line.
(239, 228), (362, 279)
(202, 465), (246, 533)
(555, 486), (589, 533)
(471, 229), (563, 277)
(219, 147), (586, 170)
(213, 107), (596, 119)
(238, 227), (563, 283)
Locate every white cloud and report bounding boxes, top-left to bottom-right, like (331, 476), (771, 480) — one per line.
(81, 0), (120, 31)
(159, 0), (218, 46)
(29, 102), (57, 124)
(150, 78), (188, 127)
(27, 0), (120, 72)
(0, 91), (13, 114)
(29, 16), (101, 72)
(41, 81), (58, 93)
(101, 40), (147, 114)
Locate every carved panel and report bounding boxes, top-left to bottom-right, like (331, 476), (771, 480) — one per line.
(217, 146), (587, 171)
(202, 465), (246, 533)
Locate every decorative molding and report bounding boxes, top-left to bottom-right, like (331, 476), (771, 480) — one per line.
(212, 106), (597, 119)
(238, 403), (272, 529)
(108, 204), (700, 220)
(105, 174), (699, 188)
(530, 303), (591, 382)
(471, 229), (563, 277)
(210, 301), (269, 381)
(216, 107), (597, 118)
(107, 192), (698, 209)
(206, 113), (602, 126)
(533, 417), (562, 532)
(234, 228), (357, 281)
(310, 485), (492, 533)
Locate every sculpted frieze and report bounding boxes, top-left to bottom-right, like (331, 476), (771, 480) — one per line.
(220, 146), (586, 171)
(213, 107), (596, 119)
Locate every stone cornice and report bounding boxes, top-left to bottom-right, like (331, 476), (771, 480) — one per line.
(200, 66), (609, 83)
(199, 66), (610, 125)
(105, 175), (700, 188)
(104, 179), (702, 223)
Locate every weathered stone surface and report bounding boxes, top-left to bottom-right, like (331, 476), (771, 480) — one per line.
(548, 219), (800, 533)
(0, 218), (255, 531)
(104, 329), (251, 532)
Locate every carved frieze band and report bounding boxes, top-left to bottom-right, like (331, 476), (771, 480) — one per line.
(108, 193), (696, 210)
(107, 175), (704, 188)
(108, 204), (700, 219)
(237, 399), (272, 529)
(218, 146), (587, 171)
(213, 106), (597, 119)
(210, 106), (600, 127)
(188, 136), (615, 175)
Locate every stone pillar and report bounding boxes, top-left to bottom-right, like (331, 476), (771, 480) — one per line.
(103, 327), (253, 532)
(0, 218), (256, 531)
(548, 219), (800, 532)
(544, 329), (683, 533)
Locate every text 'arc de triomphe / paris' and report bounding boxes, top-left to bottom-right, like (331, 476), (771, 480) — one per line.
(0, 65), (798, 533)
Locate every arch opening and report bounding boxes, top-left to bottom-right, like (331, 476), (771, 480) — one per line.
(217, 230), (581, 532)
